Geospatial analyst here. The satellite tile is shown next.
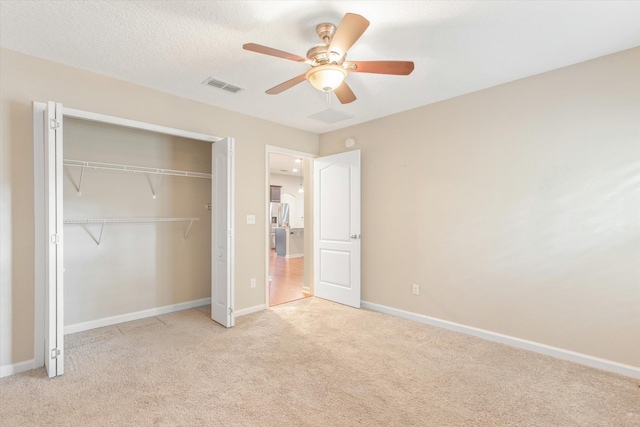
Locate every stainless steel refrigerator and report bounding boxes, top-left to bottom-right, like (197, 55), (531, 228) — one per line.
(269, 202), (289, 249)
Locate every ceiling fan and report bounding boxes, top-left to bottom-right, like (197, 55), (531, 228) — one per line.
(243, 13), (414, 104)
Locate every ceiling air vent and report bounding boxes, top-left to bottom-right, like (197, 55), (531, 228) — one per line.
(307, 108), (354, 124)
(202, 77), (244, 94)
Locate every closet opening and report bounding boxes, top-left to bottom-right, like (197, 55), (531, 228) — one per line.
(62, 117), (212, 334)
(34, 102), (234, 378)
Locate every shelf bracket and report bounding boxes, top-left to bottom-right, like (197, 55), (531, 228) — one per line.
(151, 172), (163, 199)
(67, 162), (87, 196)
(80, 220), (106, 245)
(184, 219), (194, 240)
(76, 163), (86, 196)
(97, 220), (106, 245)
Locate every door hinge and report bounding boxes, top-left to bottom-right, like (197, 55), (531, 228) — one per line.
(50, 348), (61, 359)
(228, 307), (233, 315)
(50, 234), (61, 244)
(49, 119), (61, 129)
(228, 228), (233, 236)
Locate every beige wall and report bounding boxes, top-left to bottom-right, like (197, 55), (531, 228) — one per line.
(319, 48), (640, 367)
(64, 118), (212, 325)
(0, 49), (319, 367)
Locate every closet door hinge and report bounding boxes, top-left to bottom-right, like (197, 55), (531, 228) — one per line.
(228, 308), (233, 315)
(50, 234), (61, 244)
(49, 119), (61, 129)
(50, 348), (61, 359)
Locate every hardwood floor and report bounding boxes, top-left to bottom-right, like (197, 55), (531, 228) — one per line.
(269, 250), (309, 306)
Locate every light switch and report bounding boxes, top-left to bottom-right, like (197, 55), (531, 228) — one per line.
(246, 214), (256, 225)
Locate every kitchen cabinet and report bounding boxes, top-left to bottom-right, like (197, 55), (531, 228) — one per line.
(275, 228), (287, 256)
(275, 227), (304, 258)
(270, 185), (282, 202)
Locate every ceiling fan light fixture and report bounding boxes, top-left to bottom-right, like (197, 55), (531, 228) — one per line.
(305, 65), (347, 92)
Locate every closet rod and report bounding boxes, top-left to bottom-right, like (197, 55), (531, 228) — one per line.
(64, 217), (200, 224)
(63, 159), (212, 179)
(64, 217), (200, 245)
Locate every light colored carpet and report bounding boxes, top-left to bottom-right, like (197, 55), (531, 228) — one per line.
(1, 297), (638, 426)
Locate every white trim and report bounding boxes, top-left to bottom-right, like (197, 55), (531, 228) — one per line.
(362, 301), (640, 379)
(234, 304), (267, 317)
(33, 102), (46, 369)
(285, 254), (304, 259)
(63, 107), (221, 142)
(0, 359), (36, 379)
(65, 298), (211, 335)
(264, 145), (317, 308)
(265, 145), (317, 160)
(229, 138), (236, 327)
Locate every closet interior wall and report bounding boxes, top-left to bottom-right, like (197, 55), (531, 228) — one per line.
(63, 118), (212, 329)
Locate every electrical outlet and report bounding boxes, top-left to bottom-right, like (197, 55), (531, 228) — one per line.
(246, 214), (256, 225)
(250, 278), (256, 289)
(412, 283), (420, 295)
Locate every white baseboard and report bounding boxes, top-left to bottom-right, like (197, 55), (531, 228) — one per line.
(361, 300), (640, 379)
(285, 254), (304, 259)
(65, 298), (211, 335)
(234, 304), (266, 317)
(0, 358), (36, 379)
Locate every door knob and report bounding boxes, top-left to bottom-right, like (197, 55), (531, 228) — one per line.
(350, 234), (360, 239)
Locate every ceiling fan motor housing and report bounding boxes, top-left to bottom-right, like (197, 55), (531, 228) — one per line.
(307, 44), (335, 65)
(308, 23), (346, 65)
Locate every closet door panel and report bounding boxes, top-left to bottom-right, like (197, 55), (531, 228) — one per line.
(44, 101), (64, 377)
(211, 138), (234, 327)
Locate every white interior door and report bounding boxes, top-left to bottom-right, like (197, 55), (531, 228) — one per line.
(44, 101), (64, 377)
(211, 138), (235, 327)
(314, 150), (361, 308)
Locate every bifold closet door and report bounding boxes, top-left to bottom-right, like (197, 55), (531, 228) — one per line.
(44, 101), (65, 377)
(211, 138), (235, 327)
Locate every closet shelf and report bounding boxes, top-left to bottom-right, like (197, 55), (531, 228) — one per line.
(63, 159), (211, 198)
(64, 217), (200, 245)
(63, 160), (212, 178)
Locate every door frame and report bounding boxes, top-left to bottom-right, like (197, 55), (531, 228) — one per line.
(264, 145), (316, 307)
(33, 102), (230, 374)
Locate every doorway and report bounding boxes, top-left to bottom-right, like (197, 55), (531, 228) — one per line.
(265, 147), (315, 307)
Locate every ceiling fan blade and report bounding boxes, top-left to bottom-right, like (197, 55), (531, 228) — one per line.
(347, 61), (415, 75)
(334, 81), (356, 104)
(266, 73), (307, 95)
(328, 13), (370, 59)
(243, 43), (307, 63)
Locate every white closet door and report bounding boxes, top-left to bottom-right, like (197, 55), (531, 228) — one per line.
(314, 150), (361, 308)
(211, 138), (235, 327)
(44, 101), (64, 377)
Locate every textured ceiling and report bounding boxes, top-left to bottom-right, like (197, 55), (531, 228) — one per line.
(1, 1), (639, 134)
